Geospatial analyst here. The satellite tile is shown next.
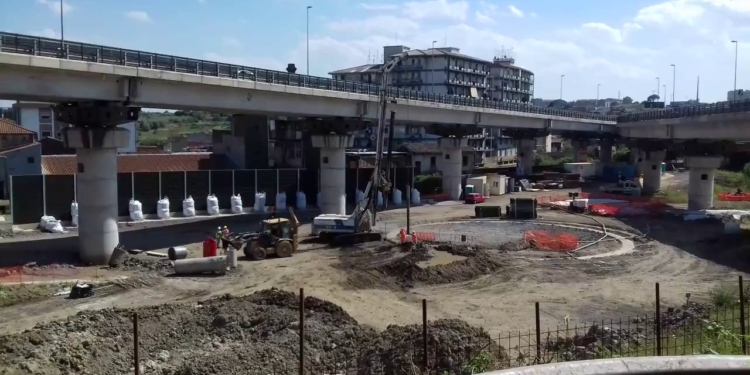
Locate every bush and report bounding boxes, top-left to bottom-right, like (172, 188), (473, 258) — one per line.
(710, 285), (738, 308)
(742, 162), (750, 179)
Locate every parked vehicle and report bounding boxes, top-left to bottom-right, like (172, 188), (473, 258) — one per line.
(464, 193), (486, 204)
(599, 180), (642, 197)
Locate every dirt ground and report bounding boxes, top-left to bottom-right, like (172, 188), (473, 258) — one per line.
(1, 190), (748, 344)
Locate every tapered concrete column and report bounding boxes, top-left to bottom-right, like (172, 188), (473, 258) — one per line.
(641, 150), (665, 196)
(438, 137), (466, 200)
(572, 139), (590, 162)
(312, 134), (353, 215)
(599, 140), (614, 163)
(515, 139), (535, 176)
(686, 156), (722, 211)
(63, 127), (130, 264)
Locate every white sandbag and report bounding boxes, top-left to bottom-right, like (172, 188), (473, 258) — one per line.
(231, 194), (244, 214)
(377, 191), (384, 207)
(129, 199), (144, 222)
(39, 215), (56, 229)
(183, 196), (196, 217)
(71, 201), (79, 227)
(355, 190), (365, 203)
(207, 194), (220, 216)
(296, 192), (307, 210)
(157, 197), (171, 220)
(411, 189), (420, 205)
(254, 192), (266, 212)
(392, 188), (402, 206)
(276, 192), (287, 211)
(45, 219), (65, 233)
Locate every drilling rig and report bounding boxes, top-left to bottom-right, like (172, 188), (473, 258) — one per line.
(311, 53), (405, 241)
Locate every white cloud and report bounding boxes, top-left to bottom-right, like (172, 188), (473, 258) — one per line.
(125, 11), (152, 23)
(475, 11), (495, 25)
(361, 3), (398, 10)
(221, 37), (242, 49)
(328, 15), (420, 35)
(402, 0), (470, 21)
(37, 0), (73, 15)
(507, 5), (524, 18)
(530, 12), (538, 18)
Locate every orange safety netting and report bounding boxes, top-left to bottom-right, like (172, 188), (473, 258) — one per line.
(399, 231), (436, 244)
(588, 201), (668, 217)
(523, 231), (579, 252)
(0, 266), (23, 284)
(718, 192), (750, 202)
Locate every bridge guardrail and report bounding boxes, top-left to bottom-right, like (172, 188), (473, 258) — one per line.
(618, 99), (750, 123)
(0, 32), (617, 122)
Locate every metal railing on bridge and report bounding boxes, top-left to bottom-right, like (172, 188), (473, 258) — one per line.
(618, 99), (750, 123)
(0, 32), (616, 122)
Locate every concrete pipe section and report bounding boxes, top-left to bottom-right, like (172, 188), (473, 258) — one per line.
(312, 134), (353, 215)
(174, 256), (228, 276)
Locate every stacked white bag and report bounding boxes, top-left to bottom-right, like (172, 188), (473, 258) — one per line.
(70, 201), (79, 227)
(183, 195), (196, 217)
(231, 194), (244, 214)
(157, 196), (170, 219)
(39, 215), (65, 233)
(254, 192), (266, 212)
(411, 188), (421, 205)
(207, 194), (220, 215)
(129, 199), (144, 221)
(377, 191), (384, 207)
(276, 192), (287, 211)
(355, 190), (365, 203)
(296, 191), (307, 210)
(392, 188), (402, 206)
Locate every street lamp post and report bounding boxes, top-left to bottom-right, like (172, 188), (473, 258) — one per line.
(732, 40), (738, 100)
(59, 0), (64, 56)
(655, 77), (660, 99)
(560, 74), (565, 99)
(663, 85), (666, 104)
(670, 64), (676, 104)
(431, 40), (437, 93)
(596, 83), (601, 107)
(306, 5), (312, 76)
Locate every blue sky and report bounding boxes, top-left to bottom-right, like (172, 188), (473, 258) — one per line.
(2, 0), (749, 107)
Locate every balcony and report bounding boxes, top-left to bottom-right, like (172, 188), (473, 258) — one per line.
(393, 77), (423, 85)
(492, 74), (534, 83)
(394, 64), (424, 71)
(446, 79), (490, 88)
(447, 65), (490, 76)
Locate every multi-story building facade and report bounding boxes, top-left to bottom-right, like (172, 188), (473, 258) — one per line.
(488, 55), (534, 103)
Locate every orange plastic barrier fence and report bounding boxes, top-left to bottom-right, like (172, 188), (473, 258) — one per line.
(399, 231), (436, 244)
(523, 231), (579, 252)
(0, 266), (23, 284)
(588, 201), (669, 217)
(718, 192), (750, 202)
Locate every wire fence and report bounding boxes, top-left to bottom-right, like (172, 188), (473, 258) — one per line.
(120, 277), (750, 375)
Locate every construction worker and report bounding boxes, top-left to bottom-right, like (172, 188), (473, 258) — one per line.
(222, 226), (230, 250)
(215, 226), (222, 245)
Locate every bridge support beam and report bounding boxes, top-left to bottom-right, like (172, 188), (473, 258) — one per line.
(640, 150), (665, 196)
(516, 139), (535, 176)
(438, 137), (467, 200)
(572, 139), (590, 163)
(58, 103), (140, 265)
(599, 139), (614, 163)
(311, 134), (353, 215)
(686, 156), (723, 211)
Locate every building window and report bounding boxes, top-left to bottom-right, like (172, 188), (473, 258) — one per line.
(415, 161), (421, 172)
(27, 157), (34, 164)
(430, 156), (436, 167)
(462, 155), (468, 166)
(444, 153), (450, 160)
(42, 131), (51, 138)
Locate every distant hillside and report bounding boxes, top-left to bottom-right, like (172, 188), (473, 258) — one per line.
(137, 110), (230, 146)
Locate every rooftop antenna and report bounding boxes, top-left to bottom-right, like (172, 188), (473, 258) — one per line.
(444, 33), (447, 47)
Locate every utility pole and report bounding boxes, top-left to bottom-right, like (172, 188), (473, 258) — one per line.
(670, 64), (676, 104)
(559, 74), (565, 99)
(732, 40), (739, 100)
(306, 6), (312, 75)
(655, 77), (660, 99)
(596, 83), (601, 107)
(59, 0), (64, 57)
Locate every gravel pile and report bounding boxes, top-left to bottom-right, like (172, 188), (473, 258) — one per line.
(0, 289), (496, 375)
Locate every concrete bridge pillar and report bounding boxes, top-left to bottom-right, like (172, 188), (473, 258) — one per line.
(438, 137), (467, 200)
(59, 104), (139, 265)
(572, 139), (590, 163)
(641, 150), (665, 196)
(515, 139), (535, 176)
(685, 156), (723, 211)
(599, 140), (614, 163)
(311, 134), (353, 215)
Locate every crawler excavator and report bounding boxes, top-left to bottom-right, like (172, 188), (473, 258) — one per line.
(311, 53), (405, 243)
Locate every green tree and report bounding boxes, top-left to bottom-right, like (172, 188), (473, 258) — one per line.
(622, 96), (633, 104)
(647, 94), (660, 102)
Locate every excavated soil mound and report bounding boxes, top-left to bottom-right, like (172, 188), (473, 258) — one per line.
(0, 289), (497, 375)
(342, 243), (505, 289)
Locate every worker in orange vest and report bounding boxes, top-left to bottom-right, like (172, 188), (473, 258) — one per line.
(399, 228), (407, 244)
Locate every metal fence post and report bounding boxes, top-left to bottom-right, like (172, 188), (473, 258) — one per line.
(42, 175), (47, 216)
(741, 276), (747, 354)
(133, 312), (139, 375)
(655, 283), (662, 356)
(535, 302), (541, 363)
(422, 299), (428, 374)
(299, 288), (307, 375)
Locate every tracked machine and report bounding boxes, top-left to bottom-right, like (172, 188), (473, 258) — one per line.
(311, 53), (406, 244)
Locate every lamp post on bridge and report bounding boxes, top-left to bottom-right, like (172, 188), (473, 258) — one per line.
(670, 64), (676, 104)
(306, 5), (312, 76)
(560, 74), (564, 99)
(732, 40), (739, 101)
